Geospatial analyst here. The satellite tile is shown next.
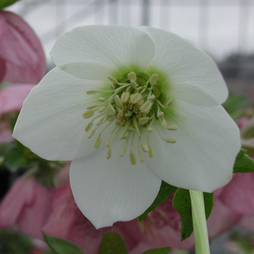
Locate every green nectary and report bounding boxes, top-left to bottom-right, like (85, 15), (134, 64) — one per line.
(82, 68), (178, 164)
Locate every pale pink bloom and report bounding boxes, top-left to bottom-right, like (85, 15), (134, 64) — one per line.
(219, 173), (254, 216)
(0, 176), (55, 239)
(0, 83), (34, 143)
(0, 84), (34, 116)
(0, 57), (5, 83)
(0, 11), (46, 83)
(0, 121), (12, 143)
(43, 184), (242, 253)
(238, 116), (249, 129)
(207, 199), (241, 238)
(42, 185), (138, 254)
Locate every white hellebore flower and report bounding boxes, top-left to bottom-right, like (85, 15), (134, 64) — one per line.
(13, 26), (241, 229)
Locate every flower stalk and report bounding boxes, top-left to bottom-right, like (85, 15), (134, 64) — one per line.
(189, 190), (210, 254)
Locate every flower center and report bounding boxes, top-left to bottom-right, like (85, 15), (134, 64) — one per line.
(83, 71), (177, 164)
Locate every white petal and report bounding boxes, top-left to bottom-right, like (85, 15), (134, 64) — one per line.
(51, 25), (155, 71)
(13, 67), (100, 161)
(170, 83), (219, 106)
(59, 62), (112, 81)
(70, 132), (161, 229)
(151, 101), (241, 192)
(140, 27), (228, 105)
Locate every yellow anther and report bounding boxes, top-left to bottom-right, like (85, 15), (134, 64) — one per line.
(88, 129), (96, 139)
(164, 138), (176, 143)
(150, 74), (158, 85)
(98, 97), (106, 102)
(83, 110), (94, 119)
(138, 117), (150, 125)
(110, 83), (115, 90)
(130, 152), (136, 165)
(166, 98), (173, 107)
(87, 105), (97, 110)
(140, 101), (152, 113)
(106, 136), (111, 147)
(148, 145), (154, 158)
(121, 92), (130, 103)
(158, 112), (164, 118)
(108, 76), (118, 83)
(147, 127), (153, 132)
(138, 151), (144, 162)
(109, 104), (116, 115)
(94, 136), (101, 149)
(86, 90), (97, 94)
(115, 95), (123, 107)
(107, 148), (111, 159)
(121, 147), (127, 157)
(98, 107), (107, 113)
(127, 72), (137, 81)
(141, 144), (149, 153)
(148, 95), (156, 101)
(85, 122), (93, 132)
(97, 116), (105, 126)
(167, 125), (177, 130)
(130, 93), (142, 104)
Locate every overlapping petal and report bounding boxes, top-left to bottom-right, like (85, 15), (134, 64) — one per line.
(0, 84), (34, 116)
(13, 67), (103, 161)
(140, 27), (228, 105)
(150, 101), (241, 192)
(219, 173), (254, 215)
(0, 11), (46, 83)
(0, 176), (54, 239)
(70, 132), (162, 228)
(51, 25), (155, 71)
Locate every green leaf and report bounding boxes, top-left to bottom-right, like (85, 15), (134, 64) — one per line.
(98, 232), (128, 254)
(0, 0), (19, 9)
(138, 181), (177, 221)
(43, 232), (84, 254)
(4, 147), (27, 171)
(203, 192), (213, 219)
(223, 92), (248, 118)
(172, 189), (213, 241)
(142, 247), (171, 254)
(233, 149), (254, 173)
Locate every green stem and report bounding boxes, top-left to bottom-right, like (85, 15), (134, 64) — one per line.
(189, 190), (210, 254)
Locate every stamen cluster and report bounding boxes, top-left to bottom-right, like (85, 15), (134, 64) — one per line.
(83, 71), (177, 164)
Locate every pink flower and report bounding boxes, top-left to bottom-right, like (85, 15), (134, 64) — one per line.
(0, 57), (5, 83)
(42, 185), (138, 254)
(219, 173), (254, 216)
(42, 184), (242, 253)
(0, 176), (55, 239)
(0, 11), (46, 83)
(0, 83), (34, 143)
(0, 84), (34, 116)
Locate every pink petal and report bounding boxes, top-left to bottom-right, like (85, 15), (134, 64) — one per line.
(0, 14), (6, 40)
(238, 215), (254, 233)
(207, 199), (241, 238)
(0, 57), (6, 83)
(0, 122), (13, 143)
(0, 83), (34, 115)
(219, 173), (254, 216)
(43, 185), (126, 253)
(0, 11), (46, 83)
(121, 196), (194, 251)
(0, 176), (54, 239)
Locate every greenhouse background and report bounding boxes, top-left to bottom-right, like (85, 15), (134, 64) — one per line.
(1, 1), (254, 254)
(7, 0), (254, 103)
